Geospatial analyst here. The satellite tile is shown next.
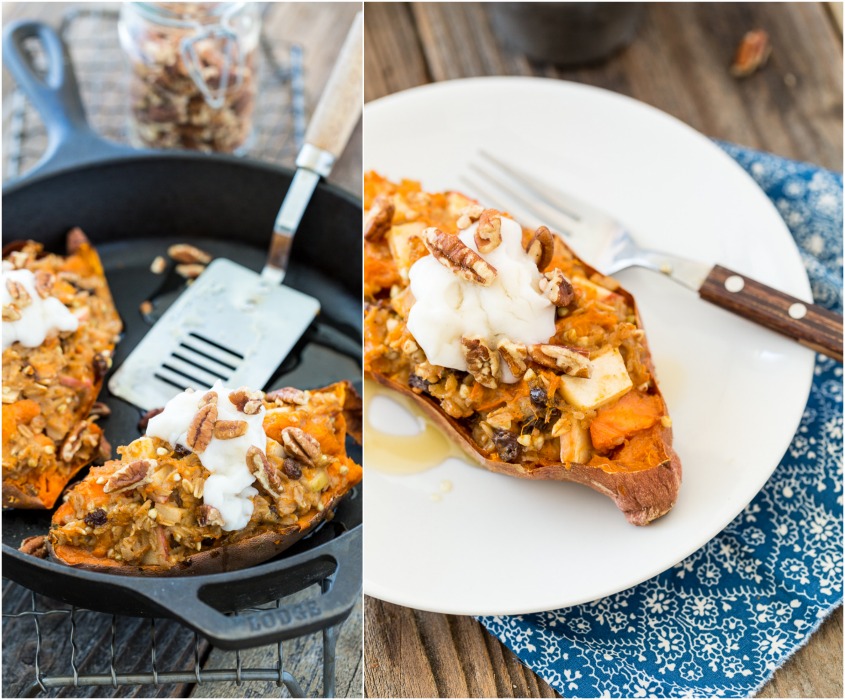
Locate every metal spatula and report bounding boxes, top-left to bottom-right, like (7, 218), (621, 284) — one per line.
(110, 14), (363, 412)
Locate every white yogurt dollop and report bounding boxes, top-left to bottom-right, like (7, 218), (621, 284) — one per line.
(145, 381), (265, 531)
(1, 267), (79, 351)
(406, 216), (555, 381)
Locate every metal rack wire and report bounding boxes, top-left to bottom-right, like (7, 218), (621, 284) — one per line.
(0, 7), (357, 698)
(3, 5), (306, 180)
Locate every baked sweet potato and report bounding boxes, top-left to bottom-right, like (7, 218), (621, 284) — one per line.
(47, 381), (362, 575)
(363, 173), (681, 525)
(2, 230), (122, 509)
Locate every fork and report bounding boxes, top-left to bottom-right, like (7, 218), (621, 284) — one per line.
(462, 151), (842, 362)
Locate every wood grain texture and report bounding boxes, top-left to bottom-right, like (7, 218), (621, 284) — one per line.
(701, 264), (844, 360)
(365, 2), (843, 698)
(1, 2), (362, 697)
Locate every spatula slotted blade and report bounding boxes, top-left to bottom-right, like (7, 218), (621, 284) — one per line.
(109, 259), (320, 411)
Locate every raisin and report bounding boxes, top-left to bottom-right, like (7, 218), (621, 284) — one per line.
(529, 387), (547, 407)
(174, 444), (192, 458)
(93, 353), (110, 382)
(493, 430), (521, 463)
(84, 508), (107, 528)
(408, 374), (430, 393)
(283, 458), (302, 480)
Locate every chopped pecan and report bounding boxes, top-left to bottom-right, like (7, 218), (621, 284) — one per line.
(474, 210), (502, 253)
(138, 407), (164, 432)
(281, 427), (322, 467)
(213, 419), (248, 440)
(66, 228), (89, 254)
(730, 29), (771, 78)
(60, 420), (89, 462)
(542, 269), (575, 307)
(266, 387), (307, 405)
(246, 445), (283, 494)
(229, 387), (264, 415)
(364, 194), (395, 242)
(89, 401), (111, 418)
(530, 344), (592, 378)
(104, 459), (156, 493)
(6, 279), (31, 307)
(423, 227), (497, 286)
(282, 458), (303, 480)
(2, 305), (21, 322)
(461, 336), (499, 389)
(34, 270), (54, 298)
(93, 352), (112, 382)
(175, 263), (205, 279)
(197, 504), (225, 527)
(526, 226), (555, 271)
(150, 255), (167, 274)
(497, 339), (528, 378)
(186, 403), (217, 453)
(198, 391), (218, 408)
(456, 203), (485, 229)
(168, 243), (212, 265)
(19, 535), (48, 558)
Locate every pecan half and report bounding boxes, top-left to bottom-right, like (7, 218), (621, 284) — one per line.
(89, 401), (111, 418)
(423, 227), (497, 286)
(456, 203), (484, 229)
(213, 419), (248, 440)
(2, 305), (21, 322)
(542, 269), (575, 307)
(34, 270), (54, 298)
(526, 226), (554, 271)
(168, 243), (212, 264)
(104, 459), (156, 493)
(6, 279), (31, 307)
(730, 29), (771, 78)
(186, 403), (217, 453)
(60, 420), (89, 462)
(364, 194), (395, 242)
(246, 445), (283, 495)
(497, 339), (528, 378)
(175, 263), (205, 279)
(19, 535), (48, 558)
(529, 344), (592, 378)
(474, 210), (502, 254)
(461, 336), (499, 389)
(281, 427), (322, 467)
(266, 387), (307, 405)
(229, 387), (264, 415)
(198, 391), (218, 408)
(197, 504), (225, 527)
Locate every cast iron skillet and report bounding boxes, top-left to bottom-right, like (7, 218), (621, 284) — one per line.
(2, 21), (362, 649)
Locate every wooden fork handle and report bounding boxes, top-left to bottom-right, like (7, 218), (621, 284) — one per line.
(699, 265), (842, 362)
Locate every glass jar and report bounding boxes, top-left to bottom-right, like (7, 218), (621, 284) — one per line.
(118, 2), (261, 153)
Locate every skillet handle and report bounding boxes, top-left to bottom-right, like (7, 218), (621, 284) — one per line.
(2, 20), (132, 181)
(126, 527), (362, 650)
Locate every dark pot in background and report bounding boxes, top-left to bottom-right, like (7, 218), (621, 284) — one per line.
(487, 2), (644, 66)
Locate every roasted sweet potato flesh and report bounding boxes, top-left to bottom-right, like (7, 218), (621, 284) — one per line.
(3, 232), (122, 509)
(48, 381), (363, 575)
(363, 173), (681, 525)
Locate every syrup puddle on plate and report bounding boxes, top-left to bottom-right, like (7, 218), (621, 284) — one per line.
(364, 380), (465, 475)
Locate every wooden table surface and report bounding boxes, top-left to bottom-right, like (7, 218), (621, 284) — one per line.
(363, 3), (843, 698)
(1, 2), (362, 698)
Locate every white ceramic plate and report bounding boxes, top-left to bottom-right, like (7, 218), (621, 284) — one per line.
(363, 77), (816, 616)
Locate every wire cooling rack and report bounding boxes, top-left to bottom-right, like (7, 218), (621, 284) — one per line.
(1, 7), (358, 698)
(2, 5), (306, 180)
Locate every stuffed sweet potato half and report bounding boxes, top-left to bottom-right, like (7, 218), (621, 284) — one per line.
(3, 230), (122, 509)
(363, 172), (680, 525)
(47, 381), (362, 575)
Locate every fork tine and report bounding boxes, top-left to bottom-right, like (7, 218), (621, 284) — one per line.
(462, 164), (578, 239)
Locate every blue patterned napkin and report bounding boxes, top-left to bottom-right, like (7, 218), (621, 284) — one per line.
(479, 144), (843, 698)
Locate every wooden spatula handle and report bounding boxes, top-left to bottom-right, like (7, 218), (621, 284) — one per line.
(303, 12), (363, 159)
(700, 264), (843, 361)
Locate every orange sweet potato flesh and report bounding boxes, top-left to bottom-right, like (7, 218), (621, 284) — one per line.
(590, 391), (665, 453)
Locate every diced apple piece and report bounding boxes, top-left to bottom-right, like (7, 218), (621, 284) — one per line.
(387, 221), (427, 280)
(559, 420), (592, 464)
(571, 275), (617, 301)
(559, 348), (632, 411)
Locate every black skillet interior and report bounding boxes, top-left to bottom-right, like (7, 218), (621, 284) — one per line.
(2, 154), (363, 645)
